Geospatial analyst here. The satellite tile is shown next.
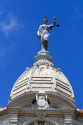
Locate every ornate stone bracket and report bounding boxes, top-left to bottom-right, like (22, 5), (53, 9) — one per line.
(36, 111), (46, 121)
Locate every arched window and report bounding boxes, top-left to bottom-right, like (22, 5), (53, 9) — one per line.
(23, 119), (59, 125)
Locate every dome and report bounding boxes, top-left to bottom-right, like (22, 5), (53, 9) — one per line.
(10, 50), (74, 103)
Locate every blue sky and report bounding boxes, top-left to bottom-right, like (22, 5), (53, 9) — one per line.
(0, 0), (83, 109)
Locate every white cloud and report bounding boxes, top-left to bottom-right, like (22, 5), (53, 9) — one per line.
(0, 12), (23, 66)
(0, 41), (16, 67)
(0, 14), (23, 36)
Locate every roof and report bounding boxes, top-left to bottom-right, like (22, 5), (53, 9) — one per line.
(10, 50), (74, 101)
(78, 110), (83, 114)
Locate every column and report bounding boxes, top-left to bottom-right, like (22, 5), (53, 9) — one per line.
(10, 114), (18, 125)
(64, 114), (73, 125)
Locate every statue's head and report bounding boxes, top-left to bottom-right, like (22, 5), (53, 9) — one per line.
(42, 17), (48, 24)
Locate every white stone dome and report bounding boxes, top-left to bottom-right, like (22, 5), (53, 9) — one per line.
(10, 51), (74, 102)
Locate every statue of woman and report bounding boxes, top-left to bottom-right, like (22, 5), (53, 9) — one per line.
(37, 17), (60, 51)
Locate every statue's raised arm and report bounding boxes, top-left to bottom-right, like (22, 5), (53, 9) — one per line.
(37, 17), (60, 51)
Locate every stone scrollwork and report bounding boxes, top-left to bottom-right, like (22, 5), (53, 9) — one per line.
(36, 111), (46, 121)
(58, 118), (64, 124)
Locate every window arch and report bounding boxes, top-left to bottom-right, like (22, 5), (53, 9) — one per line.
(23, 118), (59, 125)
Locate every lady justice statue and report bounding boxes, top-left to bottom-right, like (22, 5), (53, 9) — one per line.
(37, 17), (60, 51)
